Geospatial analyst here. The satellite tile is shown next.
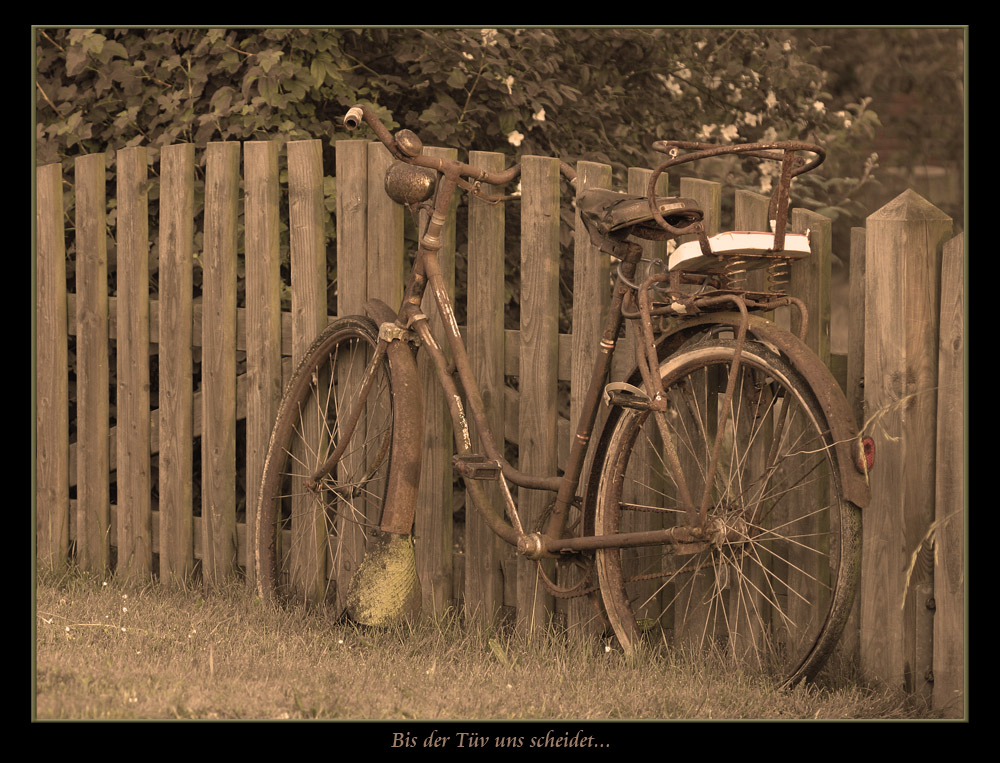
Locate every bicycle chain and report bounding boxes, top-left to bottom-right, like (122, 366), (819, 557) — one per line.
(536, 557), (598, 599)
(532, 498), (598, 599)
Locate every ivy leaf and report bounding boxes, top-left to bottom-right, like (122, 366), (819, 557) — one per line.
(258, 49), (283, 74)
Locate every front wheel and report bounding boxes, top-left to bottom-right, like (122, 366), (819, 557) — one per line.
(593, 338), (860, 685)
(255, 316), (394, 610)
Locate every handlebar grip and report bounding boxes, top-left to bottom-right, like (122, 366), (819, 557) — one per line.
(344, 106), (364, 130)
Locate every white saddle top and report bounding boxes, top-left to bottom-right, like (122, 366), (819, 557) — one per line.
(668, 231), (810, 273)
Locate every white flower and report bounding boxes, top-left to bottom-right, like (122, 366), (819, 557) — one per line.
(461, 51), (474, 61)
(507, 130), (524, 147)
(503, 75), (514, 94)
(719, 124), (739, 142)
(813, 100), (826, 113)
(532, 107), (545, 122)
(481, 29), (499, 46)
(697, 123), (717, 140)
(765, 91), (778, 110)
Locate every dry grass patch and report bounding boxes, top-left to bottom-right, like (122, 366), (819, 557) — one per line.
(35, 565), (936, 721)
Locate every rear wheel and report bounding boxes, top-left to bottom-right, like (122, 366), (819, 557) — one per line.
(255, 316), (394, 610)
(593, 338), (860, 685)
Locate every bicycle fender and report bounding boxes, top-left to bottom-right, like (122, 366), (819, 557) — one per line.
(655, 312), (870, 510)
(365, 299), (425, 535)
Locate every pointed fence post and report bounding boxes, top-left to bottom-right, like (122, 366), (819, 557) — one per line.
(861, 189), (952, 695)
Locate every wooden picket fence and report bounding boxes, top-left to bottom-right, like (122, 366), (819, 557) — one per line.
(35, 138), (965, 716)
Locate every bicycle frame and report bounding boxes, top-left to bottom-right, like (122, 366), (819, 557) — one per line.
(321, 105), (870, 565)
(376, 168), (642, 557)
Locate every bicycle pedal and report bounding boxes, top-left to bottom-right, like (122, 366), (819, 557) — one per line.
(603, 382), (651, 410)
(452, 454), (502, 480)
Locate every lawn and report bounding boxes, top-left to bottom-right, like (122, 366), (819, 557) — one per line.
(34, 565), (937, 724)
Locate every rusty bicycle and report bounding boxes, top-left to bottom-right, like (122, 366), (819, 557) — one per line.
(254, 104), (873, 686)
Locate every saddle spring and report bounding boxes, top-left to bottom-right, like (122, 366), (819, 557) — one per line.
(766, 257), (791, 293)
(723, 255), (750, 291)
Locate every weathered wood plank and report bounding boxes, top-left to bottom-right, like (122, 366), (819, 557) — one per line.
(157, 143), (196, 584)
(416, 146), (458, 612)
(464, 150), (508, 624)
(115, 146), (153, 581)
(201, 141), (241, 585)
(36, 162), (70, 570)
(243, 140), (283, 585)
(74, 153), (111, 573)
(516, 156), (561, 634)
(933, 233), (965, 717)
(679, 177), (721, 236)
(335, 140), (369, 316)
(791, 208), (833, 363)
(734, 189), (771, 300)
(287, 139), (329, 602)
(861, 189), (952, 692)
(564, 160), (612, 636)
(367, 142), (405, 308)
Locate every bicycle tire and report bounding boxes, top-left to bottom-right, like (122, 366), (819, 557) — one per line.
(593, 337), (860, 685)
(255, 315), (394, 610)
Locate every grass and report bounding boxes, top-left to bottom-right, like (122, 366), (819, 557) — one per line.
(34, 565), (938, 722)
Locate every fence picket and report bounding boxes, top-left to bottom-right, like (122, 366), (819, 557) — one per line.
(933, 234), (965, 717)
(516, 156), (561, 634)
(287, 139), (329, 602)
(862, 190), (953, 692)
(367, 142), (405, 308)
(115, 146), (153, 581)
(416, 146), (459, 612)
(244, 140), (283, 587)
(74, 153), (110, 573)
(157, 143), (196, 584)
(334, 140), (369, 316)
(201, 142), (241, 585)
(35, 162), (69, 570)
(791, 208), (833, 363)
(733, 189), (771, 298)
(464, 150), (508, 624)
(565, 160), (612, 636)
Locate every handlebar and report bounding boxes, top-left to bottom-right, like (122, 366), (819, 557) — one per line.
(343, 104), (522, 188)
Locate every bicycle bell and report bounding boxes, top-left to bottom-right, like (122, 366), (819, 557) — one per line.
(385, 160), (438, 205)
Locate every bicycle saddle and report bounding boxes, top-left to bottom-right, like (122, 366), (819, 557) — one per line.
(578, 188), (704, 241)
